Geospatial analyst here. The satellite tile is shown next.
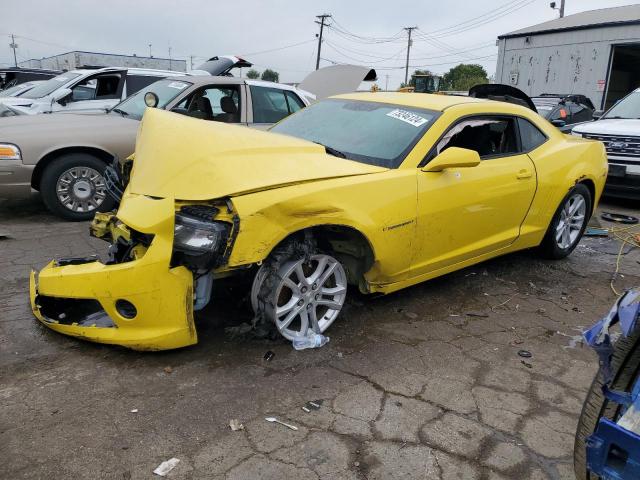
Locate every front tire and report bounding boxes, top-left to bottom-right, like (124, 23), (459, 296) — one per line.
(538, 184), (591, 259)
(40, 153), (115, 221)
(252, 240), (348, 341)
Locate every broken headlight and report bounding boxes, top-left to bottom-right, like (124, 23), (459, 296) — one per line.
(173, 208), (230, 270)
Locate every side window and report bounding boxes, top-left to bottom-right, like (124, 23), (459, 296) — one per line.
(285, 91), (305, 113)
(94, 74), (122, 99)
(517, 118), (547, 151)
(126, 75), (162, 97)
(549, 104), (570, 123)
(70, 79), (96, 102)
(172, 85), (240, 122)
(250, 86), (291, 123)
(436, 117), (519, 159)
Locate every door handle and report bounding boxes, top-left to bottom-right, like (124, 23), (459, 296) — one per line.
(516, 169), (532, 179)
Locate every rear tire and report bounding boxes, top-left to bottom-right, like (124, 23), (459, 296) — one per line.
(40, 153), (115, 221)
(538, 183), (591, 259)
(574, 328), (640, 479)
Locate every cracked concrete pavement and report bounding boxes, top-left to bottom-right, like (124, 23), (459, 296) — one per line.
(1, 194), (639, 479)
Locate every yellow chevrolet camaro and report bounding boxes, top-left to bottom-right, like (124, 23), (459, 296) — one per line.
(30, 92), (607, 350)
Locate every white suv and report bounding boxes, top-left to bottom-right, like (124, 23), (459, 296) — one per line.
(0, 67), (187, 116)
(572, 87), (640, 199)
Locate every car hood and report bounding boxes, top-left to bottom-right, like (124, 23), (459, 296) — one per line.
(0, 96), (39, 106)
(0, 111), (137, 136)
(298, 65), (377, 100)
(572, 118), (640, 136)
(128, 109), (387, 201)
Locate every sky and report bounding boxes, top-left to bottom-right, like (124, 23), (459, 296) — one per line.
(1, 0), (637, 90)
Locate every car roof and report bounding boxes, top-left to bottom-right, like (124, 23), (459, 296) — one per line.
(66, 67), (188, 77)
(332, 92), (488, 112)
(163, 75), (305, 93)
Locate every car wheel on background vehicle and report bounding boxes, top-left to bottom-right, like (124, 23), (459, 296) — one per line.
(252, 239), (348, 341)
(538, 183), (591, 259)
(40, 153), (115, 221)
(573, 327), (640, 480)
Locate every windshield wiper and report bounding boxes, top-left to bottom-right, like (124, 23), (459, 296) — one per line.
(313, 141), (347, 158)
(110, 107), (129, 117)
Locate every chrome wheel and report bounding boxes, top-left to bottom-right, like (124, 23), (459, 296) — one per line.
(56, 166), (107, 213)
(262, 254), (347, 341)
(555, 193), (586, 249)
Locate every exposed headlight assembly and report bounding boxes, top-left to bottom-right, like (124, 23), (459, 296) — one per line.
(173, 206), (230, 270)
(0, 143), (21, 160)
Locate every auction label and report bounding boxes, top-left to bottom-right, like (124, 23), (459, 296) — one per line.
(386, 109), (428, 127)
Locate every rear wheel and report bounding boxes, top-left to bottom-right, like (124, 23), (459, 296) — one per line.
(538, 184), (591, 259)
(252, 240), (347, 341)
(40, 153), (115, 221)
(574, 328), (640, 479)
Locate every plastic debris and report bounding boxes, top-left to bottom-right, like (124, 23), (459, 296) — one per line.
(153, 458), (180, 477)
(301, 399), (323, 413)
(263, 351), (275, 362)
(229, 419), (244, 431)
(518, 350), (532, 358)
(585, 227), (609, 237)
(292, 333), (329, 350)
(130, 409), (138, 413)
(265, 416), (298, 430)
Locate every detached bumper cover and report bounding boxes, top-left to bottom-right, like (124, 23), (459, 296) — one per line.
(29, 194), (197, 351)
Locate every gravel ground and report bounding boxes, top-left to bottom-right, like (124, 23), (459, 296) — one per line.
(1, 193), (639, 479)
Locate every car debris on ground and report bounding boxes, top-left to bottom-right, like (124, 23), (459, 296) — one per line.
(153, 458), (180, 477)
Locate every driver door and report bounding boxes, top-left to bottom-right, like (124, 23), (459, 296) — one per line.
(411, 115), (537, 276)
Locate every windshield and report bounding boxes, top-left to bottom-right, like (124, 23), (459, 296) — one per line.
(532, 98), (560, 119)
(110, 79), (192, 120)
(20, 73), (80, 99)
(0, 84), (29, 97)
(603, 91), (640, 119)
(270, 99), (439, 168)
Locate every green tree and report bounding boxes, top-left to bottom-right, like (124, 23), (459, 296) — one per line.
(246, 69), (260, 79)
(260, 69), (279, 83)
(442, 64), (488, 91)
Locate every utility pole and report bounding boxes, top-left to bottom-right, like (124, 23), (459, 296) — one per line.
(9, 34), (18, 67)
(315, 14), (331, 70)
(550, 0), (565, 18)
(385, 74), (389, 91)
(189, 55), (194, 71)
(148, 43), (152, 58)
(168, 46), (172, 70)
(403, 27), (417, 86)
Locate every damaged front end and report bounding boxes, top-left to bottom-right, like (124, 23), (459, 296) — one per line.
(30, 192), (237, 350)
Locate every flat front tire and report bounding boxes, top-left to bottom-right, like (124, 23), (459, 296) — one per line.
(538, 184), (591, 259)
(40, 153), (115, 221)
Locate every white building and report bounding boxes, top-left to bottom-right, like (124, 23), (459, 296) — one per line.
(19, 51), (186, 73)
(495, 4), (640, 110)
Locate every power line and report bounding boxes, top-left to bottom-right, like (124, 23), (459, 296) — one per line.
(240, 39), (316, 57)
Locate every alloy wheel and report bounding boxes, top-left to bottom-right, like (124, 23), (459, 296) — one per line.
(555, 193), (586, 249)
(263, 254), (347, 341)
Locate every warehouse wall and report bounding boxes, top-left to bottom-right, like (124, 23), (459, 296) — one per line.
(21, 52), (186, 72)
(495, 24), (640, 109)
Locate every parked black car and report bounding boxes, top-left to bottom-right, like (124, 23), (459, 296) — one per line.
(531, 94), (595, 131)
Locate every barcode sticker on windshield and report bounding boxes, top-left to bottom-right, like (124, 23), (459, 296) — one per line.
(167, 82), (188, 89)
(386, 109), (427, 127)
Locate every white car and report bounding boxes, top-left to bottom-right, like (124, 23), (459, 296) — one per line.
(572, 87), (640, 199)
(0, 81), (44, 98)
(0, 67), (189, 116)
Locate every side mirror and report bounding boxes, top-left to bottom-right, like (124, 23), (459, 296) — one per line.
(551, 119), (566, 128)
(51, 88), (72, 105)
(144, 92), (159, 108)
(421, 147), (481, 172)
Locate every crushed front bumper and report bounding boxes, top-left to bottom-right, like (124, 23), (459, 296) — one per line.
(29, 194), (197, 351)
